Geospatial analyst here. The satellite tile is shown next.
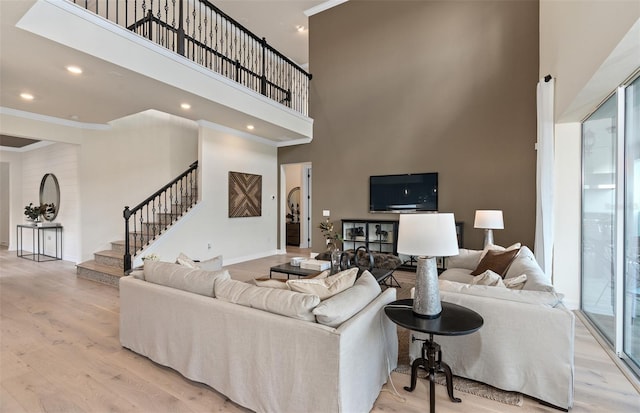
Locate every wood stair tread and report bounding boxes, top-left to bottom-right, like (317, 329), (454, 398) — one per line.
(94, 250), (124, 258)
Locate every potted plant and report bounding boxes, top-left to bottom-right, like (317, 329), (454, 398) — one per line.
(24, 203), (41, 222)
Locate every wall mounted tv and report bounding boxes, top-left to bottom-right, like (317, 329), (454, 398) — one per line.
(369, 173), (438, 213)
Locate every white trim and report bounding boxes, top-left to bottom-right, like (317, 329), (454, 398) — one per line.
(0, 107), (110, 130)
(305, 0), (349, 17)
(197, 120), (278, 147)
(614, 86), (625, 357)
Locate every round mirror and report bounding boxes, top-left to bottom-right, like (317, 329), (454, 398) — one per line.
(39, 173), (60, 221)
(287, 186), (300, 222)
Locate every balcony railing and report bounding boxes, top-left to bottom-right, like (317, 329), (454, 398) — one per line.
(70, 0), (311, 116)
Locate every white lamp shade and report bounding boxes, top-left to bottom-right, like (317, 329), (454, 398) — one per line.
(397, 213), (459, 257)
(474, 210), (504, 229)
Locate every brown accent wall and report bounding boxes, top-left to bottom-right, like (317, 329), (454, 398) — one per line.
(279, 0), (539, 251)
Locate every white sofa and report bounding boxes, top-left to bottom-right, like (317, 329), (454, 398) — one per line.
(120, 261), (398, 413)
(409, 246), (575, 410)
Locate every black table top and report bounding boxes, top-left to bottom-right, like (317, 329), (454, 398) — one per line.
(270, 263), (324, 277)
(384, 299), (483, 336)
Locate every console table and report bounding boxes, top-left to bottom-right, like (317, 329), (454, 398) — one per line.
(385, 299), (483, 413)
(16, 224), (63, 262)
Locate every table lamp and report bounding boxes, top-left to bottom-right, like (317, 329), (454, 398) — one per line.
(474, 210), (504, 248)
(397, 213), (459, 318)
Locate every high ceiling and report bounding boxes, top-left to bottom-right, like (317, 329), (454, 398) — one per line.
(0, 0), (339, 147)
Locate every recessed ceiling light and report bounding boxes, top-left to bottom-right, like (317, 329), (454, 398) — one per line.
(296, 25), (306, 32)
(20, 93), (34, 101)
(66, 65), (83, 74)
(181, 103), (191, 110)
(247, 124), (255, 130)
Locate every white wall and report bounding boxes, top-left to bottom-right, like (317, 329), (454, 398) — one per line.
(540, 1), (640, 309)
(19, 142), (81, 261)
(1, 109), (198, 262)
(78, 110), (198, 261)
(137, 122), (279, 267)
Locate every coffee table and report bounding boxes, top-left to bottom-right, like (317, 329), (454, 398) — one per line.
(384, 299), (483, 413)
(269, 263), (322, 279)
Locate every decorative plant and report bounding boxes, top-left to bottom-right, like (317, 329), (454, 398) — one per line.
(319, 218), (342, 243)
(24, 203), (41, 221)
(142, 253), (160, 262)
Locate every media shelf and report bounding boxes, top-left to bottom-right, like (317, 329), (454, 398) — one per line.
(341, 219), (399, 254)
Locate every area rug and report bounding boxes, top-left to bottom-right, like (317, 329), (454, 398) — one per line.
(392, 281), (524, 407)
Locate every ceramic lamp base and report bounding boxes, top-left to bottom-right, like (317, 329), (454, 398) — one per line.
(413, 256), (442, 318)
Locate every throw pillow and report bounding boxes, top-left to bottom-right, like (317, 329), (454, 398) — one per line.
(251, 277), (290, 290)
(470, 248), (520, 277)
(286, 267), (358, 300)
(446, 249), (483, 270)
(175, 252), (223, 271)
(144, 260), (230, 297)
(479, 242), (521, 261)
(313, 271), (381, 327)
(504, 274), (528, 290)
(197, 255), (223, 271)
(176, 252), (198, 268)
(215, 278), (320, 321)
(471, 270), (506, 288)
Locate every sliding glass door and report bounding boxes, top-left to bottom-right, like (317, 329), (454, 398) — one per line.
(582, 94), (618, 345)
(582, 72), (640, 376)
(623, 76), (640, 374)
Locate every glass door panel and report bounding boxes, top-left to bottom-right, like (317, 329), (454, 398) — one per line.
(582, 94), (618, 345)
(624, 76), (640, 374)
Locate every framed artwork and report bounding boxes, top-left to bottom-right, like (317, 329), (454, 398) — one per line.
(229, 171), (262, 218)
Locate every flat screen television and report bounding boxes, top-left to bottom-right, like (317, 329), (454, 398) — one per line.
(369, 173), (438, 213)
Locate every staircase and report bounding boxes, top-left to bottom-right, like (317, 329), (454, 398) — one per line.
(76, 162), (199, 287)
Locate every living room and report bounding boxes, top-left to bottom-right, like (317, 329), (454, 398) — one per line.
(1, 0), (639, 412)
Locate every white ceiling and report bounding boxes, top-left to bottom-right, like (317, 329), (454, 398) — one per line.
(0, 0), (335, 139)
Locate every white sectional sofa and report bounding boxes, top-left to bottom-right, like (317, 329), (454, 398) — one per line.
(120, 261), (398, 413)
(409, 246), (575, 410)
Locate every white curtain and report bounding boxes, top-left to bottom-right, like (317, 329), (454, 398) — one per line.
(535, 77), (555, 277)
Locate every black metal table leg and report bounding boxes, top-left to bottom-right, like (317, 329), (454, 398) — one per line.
(403, 334), (460, 413)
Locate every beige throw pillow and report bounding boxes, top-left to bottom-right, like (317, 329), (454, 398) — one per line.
(144, 260), (230, 297)
(215, 278), (320, 321)
(251, 277), (290, 290)
(471, 270), (506, 288)
(286, 267), (358, 300)
(176, 253), (223, 271)
(313, 271), (381, 327)
(504, 274), (528, 290)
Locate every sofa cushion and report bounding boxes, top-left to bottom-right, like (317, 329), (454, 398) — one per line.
(504, 246), (554, 292)
(176, 252), (223, 271)
(439, 280), (564, 307)
(144, 260), (230, 297)
(471, 270), (506, 287)
(313, 271), (381, 327)
(215, 278), (320, 321)
(446, 249), (483, 270)
(287, 267), (358, 300)
(470, 248), (520, 277)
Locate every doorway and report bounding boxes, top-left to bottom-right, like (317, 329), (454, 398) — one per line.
(281, 163), (312, 250)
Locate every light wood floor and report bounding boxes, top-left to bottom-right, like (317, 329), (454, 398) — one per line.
(1, 248), (639, 413)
